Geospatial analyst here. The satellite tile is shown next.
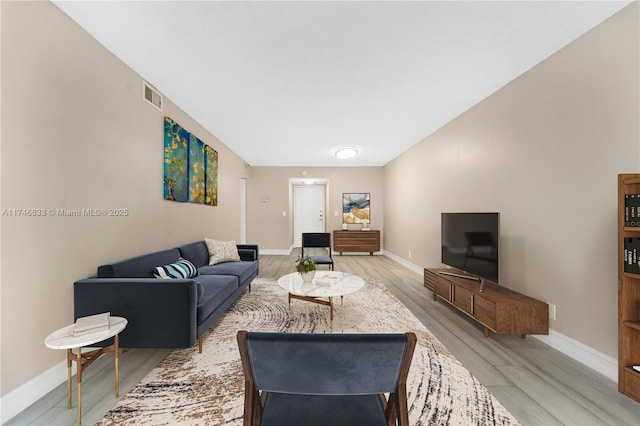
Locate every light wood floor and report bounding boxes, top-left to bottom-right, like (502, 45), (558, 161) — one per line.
(9, 253), (640, 425)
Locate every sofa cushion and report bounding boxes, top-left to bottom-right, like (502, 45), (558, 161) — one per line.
(176, 241), (210, 268)
(196, 275), (238, 322)
(97, 249), (181, 278)
(198, 261), (258, 288)
(205, 238), (240, 265)
(152, 258), (198, 279)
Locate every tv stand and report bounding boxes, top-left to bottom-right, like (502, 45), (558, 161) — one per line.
(425, 268), (548, 338)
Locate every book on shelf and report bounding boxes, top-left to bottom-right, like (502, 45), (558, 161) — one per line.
(624, 238), (640, 274)
(624, 193), (640, 227)
(73, 312), (110, 336)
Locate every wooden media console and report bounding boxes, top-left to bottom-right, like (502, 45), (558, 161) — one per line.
(424, 268), (549, 338)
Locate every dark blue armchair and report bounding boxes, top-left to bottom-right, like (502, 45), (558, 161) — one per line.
(237, 331), (417, 426)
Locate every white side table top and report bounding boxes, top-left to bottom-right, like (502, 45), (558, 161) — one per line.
(45, 317), (127, 349)
(278, 271), (365, 298)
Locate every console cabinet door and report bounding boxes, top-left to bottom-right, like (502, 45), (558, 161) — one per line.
(453, 285), (473, 315)
(434, 278), (451, 300)
(473, 295), (497, 331)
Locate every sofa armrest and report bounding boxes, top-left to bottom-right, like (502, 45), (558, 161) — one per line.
(237, 244), (259, 261)
(74, 278), (198, 349)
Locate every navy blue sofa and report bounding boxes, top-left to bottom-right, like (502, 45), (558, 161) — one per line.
(74, 240), (258, 351)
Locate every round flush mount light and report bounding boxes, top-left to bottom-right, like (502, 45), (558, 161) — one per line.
(334, 146), (358, 159)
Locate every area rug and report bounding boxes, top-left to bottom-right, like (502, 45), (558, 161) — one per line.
(97, 278), (519, 425)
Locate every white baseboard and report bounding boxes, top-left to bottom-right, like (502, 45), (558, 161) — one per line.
(383, 251), (619, 384)
(260, 248), (292, 255)
(383, 250), (423, 276)
(532, 330), (618, 383)
(1, 359), (68, 423)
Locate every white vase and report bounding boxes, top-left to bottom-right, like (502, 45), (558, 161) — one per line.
(300, 271), (316, 282)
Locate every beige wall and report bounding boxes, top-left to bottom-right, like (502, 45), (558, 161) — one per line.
(1, 1), (249, 395)
(384, 2), (639, 358)
(247, 166), (384, 250)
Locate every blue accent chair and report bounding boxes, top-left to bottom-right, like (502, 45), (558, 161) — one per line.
(301, 232), (334, 270)
(237, 331), (417, 426)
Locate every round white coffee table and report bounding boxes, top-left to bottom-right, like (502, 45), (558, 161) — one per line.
(45, 316), (127, 425)
(277, 271), (364, 328)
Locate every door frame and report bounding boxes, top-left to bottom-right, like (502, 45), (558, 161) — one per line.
(291, 178), (329, 247)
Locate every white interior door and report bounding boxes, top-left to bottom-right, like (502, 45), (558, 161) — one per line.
(293, 185), (325, 247)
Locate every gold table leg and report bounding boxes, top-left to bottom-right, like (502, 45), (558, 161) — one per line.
(114, 334), (120, 398)
(330, 297), (334, 330)
(76, 347), (82, 426)
(66, 349), (72, 410)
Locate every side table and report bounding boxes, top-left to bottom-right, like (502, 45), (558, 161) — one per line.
(44, 316), (127, 425)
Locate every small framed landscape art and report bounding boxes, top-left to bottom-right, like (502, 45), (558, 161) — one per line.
(343, 193), (370, 224)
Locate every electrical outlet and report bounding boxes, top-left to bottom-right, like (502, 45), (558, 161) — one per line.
(549, 303), (556, 320)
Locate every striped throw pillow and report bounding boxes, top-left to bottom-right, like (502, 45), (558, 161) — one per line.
(152, 258), (198, 279)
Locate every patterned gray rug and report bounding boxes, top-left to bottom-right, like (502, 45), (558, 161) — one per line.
(97, 278), (519, 425)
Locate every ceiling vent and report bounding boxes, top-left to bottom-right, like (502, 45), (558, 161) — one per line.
(142, 80), (163, 111)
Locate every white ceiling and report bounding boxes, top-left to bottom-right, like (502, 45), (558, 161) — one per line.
(52, 1), (631, 167)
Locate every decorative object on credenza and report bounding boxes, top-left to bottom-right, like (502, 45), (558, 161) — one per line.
(343, 193), (370, 224)
(362, 218), (370, 231)
(295, 255), (317, 282)
(163, 117), (218, 206)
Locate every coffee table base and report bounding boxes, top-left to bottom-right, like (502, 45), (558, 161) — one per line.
(288, 293), (344, 329)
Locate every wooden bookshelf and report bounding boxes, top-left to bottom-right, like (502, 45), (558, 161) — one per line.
(618, 173), (640, 403)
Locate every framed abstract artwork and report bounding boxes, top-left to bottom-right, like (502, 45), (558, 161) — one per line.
(342, 193), (370, 224)
(188, 136), (205, 204)
(164, 117), (218, 206)
(163, 118), (189, 202)
(204, 144), (218, 206)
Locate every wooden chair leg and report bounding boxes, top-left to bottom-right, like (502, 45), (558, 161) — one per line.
(198, 337), (203, 353)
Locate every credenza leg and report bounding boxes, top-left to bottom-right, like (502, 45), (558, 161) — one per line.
(483, 327), (489, 338)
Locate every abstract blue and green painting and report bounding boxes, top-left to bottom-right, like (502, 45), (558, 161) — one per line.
(189, 136), (206, 204)
(164, 117), (218, 206)
(204, 144), (218, 206)
(164, 117), (189, 202)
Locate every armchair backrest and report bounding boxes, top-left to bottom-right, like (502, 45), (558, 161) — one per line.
(301, 232), (331, 250)
(238, 331), (415, 395)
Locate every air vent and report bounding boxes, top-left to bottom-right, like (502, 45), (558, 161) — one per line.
(142, 80), (163, 111)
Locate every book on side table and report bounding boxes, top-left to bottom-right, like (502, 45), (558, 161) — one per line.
(73, 312), (110, 336)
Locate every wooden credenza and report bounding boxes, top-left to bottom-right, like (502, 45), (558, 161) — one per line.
(424, 268), (549, 338)
(333, 230), (380, 255)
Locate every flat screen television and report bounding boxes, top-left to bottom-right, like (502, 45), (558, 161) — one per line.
(441, 212), (499, 284)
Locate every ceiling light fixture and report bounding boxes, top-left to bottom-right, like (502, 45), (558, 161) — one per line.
(334, 146), (358, 159)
